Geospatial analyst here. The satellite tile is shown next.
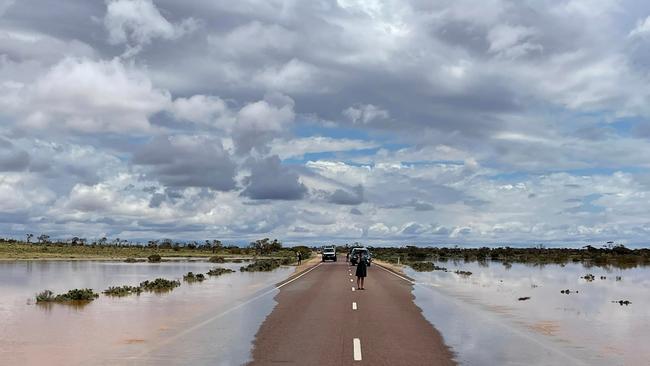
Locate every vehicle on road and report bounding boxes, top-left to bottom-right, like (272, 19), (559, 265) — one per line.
(349, 247), (371, 266)
(322, 246), (337, 261)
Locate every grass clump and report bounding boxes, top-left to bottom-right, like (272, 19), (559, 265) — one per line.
(103, 285), (143, 296)
(240, 259), (281, 272)
(183, 272), (206, 282)
(147, 254), (162, 262)
(36, 288), (99, 303)
(207, 267), (235, 276)
(139, 278), (180, 292)
(208, 256), (225, 263)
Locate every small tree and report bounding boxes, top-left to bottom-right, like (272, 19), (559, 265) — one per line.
(37, 234), (50, 244)
(211, 239), (222, 254)
(26, 233), (34, 243)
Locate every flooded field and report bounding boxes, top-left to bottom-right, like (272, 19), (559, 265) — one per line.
(409, 261), (650, 366)
(0, 260), (293, 366)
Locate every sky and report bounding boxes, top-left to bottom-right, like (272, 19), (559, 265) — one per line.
(2, 0), (650, 246)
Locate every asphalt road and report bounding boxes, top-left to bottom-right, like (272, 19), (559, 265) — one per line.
(248, 256), (456, 366)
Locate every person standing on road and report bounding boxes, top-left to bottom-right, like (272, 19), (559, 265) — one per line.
(297, 251), (302, 265)
(355, 254), (367, 290)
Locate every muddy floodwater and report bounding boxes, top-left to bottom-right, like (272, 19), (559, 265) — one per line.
(409, 261), (650, 366)
(0, 260), (293, 366)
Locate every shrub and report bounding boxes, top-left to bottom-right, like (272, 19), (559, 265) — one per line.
(208, 256), (225, 263)
(147, 254), (162, 262)
(36, 288), (99, 303)
(139, 278), (180, 292)
(206, 267), (235, 276)
(124, 257), (144, 263)
(103, 285), (143, 296)
(240, 259), (281, 272)
(36, 290), (55, 302)
(183, 272), (206, 282)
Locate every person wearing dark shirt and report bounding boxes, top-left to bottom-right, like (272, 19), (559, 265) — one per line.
(355, 254), (367, 290)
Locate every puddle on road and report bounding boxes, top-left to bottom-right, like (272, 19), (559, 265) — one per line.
(0, 260), (292, 366)
(409, 261), (650, 366)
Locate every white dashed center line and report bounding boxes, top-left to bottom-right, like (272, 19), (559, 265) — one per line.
(351, 287), (355, 292)
(353, 338), (362, 361)
(352, 302), (357, 310)
(350, 279), (353, 282)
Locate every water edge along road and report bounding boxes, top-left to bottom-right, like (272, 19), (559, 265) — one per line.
(248, 255), (456, 366)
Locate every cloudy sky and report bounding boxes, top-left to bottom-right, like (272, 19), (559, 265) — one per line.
(2, 0), (650, 246)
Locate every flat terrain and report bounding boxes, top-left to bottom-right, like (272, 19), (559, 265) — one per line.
(249, 256), (455, 366)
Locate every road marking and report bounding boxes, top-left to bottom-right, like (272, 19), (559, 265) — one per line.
(350, 279), (353, 282)
(349, 273), (352, 276)
(353, 338), (362, 361)
(351, 286), (355, 292)
(352, 302), (357, 310)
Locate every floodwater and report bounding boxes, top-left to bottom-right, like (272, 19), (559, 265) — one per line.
(408, 261), (650, 366)
(0, 260), (293, 366)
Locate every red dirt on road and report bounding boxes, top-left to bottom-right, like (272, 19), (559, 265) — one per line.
(248, 256), (456, 365)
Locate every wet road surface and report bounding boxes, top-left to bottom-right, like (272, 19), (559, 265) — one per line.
(249, 256), (455, 366)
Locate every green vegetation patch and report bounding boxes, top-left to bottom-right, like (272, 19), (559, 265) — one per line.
(183, 272), (206, 282)
(147, 254), (162, 262)
(36, 288), (99, 303)
(207, 267), (235, 276)
(103, 285), (143, 296)
(240, 259), (281, 272)
(139, 278), (180, 292)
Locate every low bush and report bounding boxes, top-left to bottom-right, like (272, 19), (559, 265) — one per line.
(139, 278), (180, 292)
(240, 259), (281, 272)
(206, 267), (235, 276)
(36, 288), (99, 303)
(183, 272), (206, 282)
(103, 285), (143, 296)
(147, 254), (162, 262)
(208, 256), (225, 263)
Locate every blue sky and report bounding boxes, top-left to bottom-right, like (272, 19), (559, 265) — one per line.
(2, 0), (650, 246)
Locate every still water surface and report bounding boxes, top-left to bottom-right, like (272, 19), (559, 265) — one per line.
(409, 260), (650, 366)
(0, 260), (293, 366)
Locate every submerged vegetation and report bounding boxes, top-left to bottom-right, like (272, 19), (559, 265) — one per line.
(183, 272), (206, 282)
(240, 259), (282, 272)
(139, 278), (181, 292)
(103, 285), (143, 296)
(36, 288), (99, 303)
(207, 267), (235, 276)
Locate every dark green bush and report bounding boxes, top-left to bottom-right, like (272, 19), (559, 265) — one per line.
(183, 272), (206, 282)
(208, 256), (225, 263)
(240, 259), (281, 272)
(147, 254), (162, 262)
(103, 285), (143, 296)
(206, 267), (235, 276)
(36, 288), (99, 303)
(139, 278), (180, 292)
